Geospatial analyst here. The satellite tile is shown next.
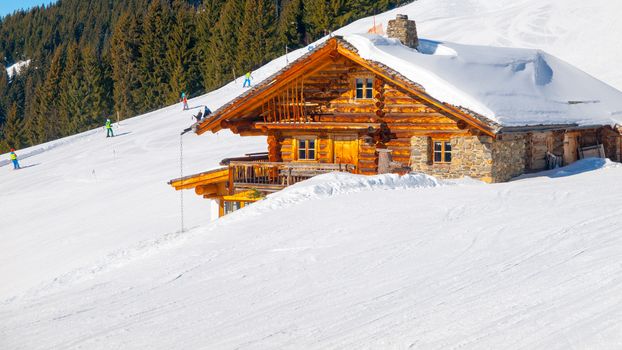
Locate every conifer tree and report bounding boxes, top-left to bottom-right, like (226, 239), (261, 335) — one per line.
(238, 0), (277, 71)
(110, 12), (142, 119)
(205, 0), (243, 89)
(1, 102), (25, 150)
(32, 45), (65, 143)
(83, 46), (113, 127)
(58, 43), (88, 135)
(196, 0), (226, 89)
(304, 0), (331, 41)
(277, 0), (305, 49)
(139, 0), (173, 110)
(167, 1), (199, 104)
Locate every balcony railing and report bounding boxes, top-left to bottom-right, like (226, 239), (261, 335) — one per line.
(229, 161), (356, 192)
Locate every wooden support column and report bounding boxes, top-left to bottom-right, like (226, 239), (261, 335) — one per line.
(267, 132), (282, 162)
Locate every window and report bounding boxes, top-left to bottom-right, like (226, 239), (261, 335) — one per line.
(433, 140), (452, 163)
(355, 78), (373, 99)
(297, 138), (316, 160)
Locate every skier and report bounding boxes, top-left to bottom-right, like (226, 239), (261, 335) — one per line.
(105, 118), (114, 138)
(242, 72), (253, 88)
(9, 148), (20, 170)
(193, 110), (203, 122)
(181, 92), (189, 110)
(204, 106), (212, 118)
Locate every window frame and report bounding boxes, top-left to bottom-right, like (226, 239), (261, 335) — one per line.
(432, 139), (452, 164)
(354, 77), (374, 100)
(294, 137), (317, 161)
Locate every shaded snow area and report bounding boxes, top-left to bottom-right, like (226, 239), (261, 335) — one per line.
(346, 34), (622, 126)
(5, 59), (30, 78)
(2, 156), (622, 349)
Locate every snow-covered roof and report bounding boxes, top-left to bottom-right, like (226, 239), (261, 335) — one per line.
(344, 34), (622, 127)
(201, 32), (622, 133)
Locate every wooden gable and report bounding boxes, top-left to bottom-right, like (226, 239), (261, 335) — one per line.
(196, 37), (498, 137)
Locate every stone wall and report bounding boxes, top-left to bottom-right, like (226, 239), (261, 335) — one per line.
(410, 135), (494, 182)
(387, 14), (419, 49)
(409, 135), (526, 183)
(491, 134), (526, 182)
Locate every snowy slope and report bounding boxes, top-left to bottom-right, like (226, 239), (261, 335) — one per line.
(2, 0), (622, 348)
(2, 160), (622, 349)
(0, 100), (265, 300)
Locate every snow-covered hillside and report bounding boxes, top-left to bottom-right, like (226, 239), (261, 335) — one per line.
(2, 0), (622, 348)
(5, 59), (30, 78)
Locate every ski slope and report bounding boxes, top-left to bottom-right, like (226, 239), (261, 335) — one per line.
(2, 0), (622, 348)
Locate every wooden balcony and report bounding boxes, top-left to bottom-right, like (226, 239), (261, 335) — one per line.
(229, 161), (356, 193)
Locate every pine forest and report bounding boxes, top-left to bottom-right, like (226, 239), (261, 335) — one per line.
(0, 0), (409, 152)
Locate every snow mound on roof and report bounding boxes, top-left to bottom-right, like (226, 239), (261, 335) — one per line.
(345, 33), (622, 127)
(6, 59), (30, 78)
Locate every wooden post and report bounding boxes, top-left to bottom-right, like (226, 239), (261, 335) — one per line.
(228, 165), (234, 195)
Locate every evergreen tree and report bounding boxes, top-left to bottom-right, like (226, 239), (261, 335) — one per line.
(110, 12), (142, 119)
(58, 42), (88, 135)
(138, 0), (173, 110)
(1, 102), (25, 150)
(304, 0), (331, 41)
(196, 0), (225, 89)
(238, 0), (277, 71)
(83, 46), (113, 127)
(32, 45), (65, 143)
(167, 1), (199, 104)
(277, 0), (305, 50)
(205, 0), (244, 89)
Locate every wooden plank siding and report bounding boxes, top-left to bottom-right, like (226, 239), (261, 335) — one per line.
(248, 55), (474, 175)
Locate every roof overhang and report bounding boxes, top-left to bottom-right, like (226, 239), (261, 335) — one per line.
(168, 167), (229, 191)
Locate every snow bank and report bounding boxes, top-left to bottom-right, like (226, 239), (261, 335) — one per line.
(220, 172), (467, 222)
(261, 172), (443, 208)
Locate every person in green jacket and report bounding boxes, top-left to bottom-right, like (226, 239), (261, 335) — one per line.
(105, 118), (114, 138)
(242, 71), (253, 88)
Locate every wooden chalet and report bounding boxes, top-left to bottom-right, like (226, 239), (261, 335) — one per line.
(169, 15), (622, 218)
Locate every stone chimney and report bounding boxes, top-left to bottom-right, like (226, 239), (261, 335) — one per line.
(387, 14), (419, 49)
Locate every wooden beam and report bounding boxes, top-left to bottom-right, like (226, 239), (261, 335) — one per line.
(254, 121), (379, 131)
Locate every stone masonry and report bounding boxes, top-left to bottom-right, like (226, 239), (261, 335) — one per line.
(387, 14), (419, 49)
(409, 135), (526, 183)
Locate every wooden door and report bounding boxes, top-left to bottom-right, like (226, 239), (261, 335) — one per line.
(333, 135), (359, 169)
(563, 132), (578, 165)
